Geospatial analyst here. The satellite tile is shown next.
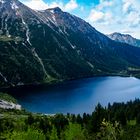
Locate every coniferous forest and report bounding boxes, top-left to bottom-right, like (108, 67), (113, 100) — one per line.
(1, 97), (140, 140)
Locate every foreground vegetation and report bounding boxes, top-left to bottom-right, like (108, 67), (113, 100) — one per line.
(1, 96), (140, 139)
(0, 93), (17, 103)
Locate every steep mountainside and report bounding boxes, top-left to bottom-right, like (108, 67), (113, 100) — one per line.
(108, 32), (140, 47)
(0, 0), (140, 88)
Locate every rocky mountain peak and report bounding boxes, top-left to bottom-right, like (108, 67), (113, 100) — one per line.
(0, 0), (24, 13)
(47, 7), (62, 13)
(0, 0), (19, 5)
(107, 32), (140, 47)
(109, 32), (132, 38)
(0, 0), (140, 88)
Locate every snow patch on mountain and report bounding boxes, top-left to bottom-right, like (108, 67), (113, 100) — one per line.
(32, 48), (48, 77)
(21, 17), (32, 46)
(0, 72), (8, 83)
(0, 0), (5, 4)
(87, 61), (94, 69)
(50, 9), (55, 14)
(11, 1), (19, 10)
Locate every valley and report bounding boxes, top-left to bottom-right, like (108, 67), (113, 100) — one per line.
(0, 0), (140, 88)
(1, 0), (140, 139)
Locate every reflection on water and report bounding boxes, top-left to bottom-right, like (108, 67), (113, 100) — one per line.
(10, 76), (140, 114)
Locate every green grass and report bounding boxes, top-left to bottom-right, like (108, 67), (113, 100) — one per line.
(0, 35), (23, 42)
(0, 93), (17, 103)
(127, 120), (136, 126)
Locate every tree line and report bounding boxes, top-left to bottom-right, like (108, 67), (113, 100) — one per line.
(1, 99), (140, 139)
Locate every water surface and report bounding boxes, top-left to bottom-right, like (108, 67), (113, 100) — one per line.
(11, 76), (140, 114)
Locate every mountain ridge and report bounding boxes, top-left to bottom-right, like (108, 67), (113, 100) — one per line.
(0, 0), (140, 88)
(107, 32), (140, 47)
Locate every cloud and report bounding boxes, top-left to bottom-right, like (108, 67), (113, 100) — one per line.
(20, 0), (78, 11)
(88, 10), (104, 22)
(121, 30), (134, 34)
(122, 0), (140, 28)
(97, 0), (113, 10)
(64, 0), (78, 11)
(20, 0), (49, 10)
(88, 9), (112, 24)
(88, 0), (119, 24)
(20, 0), (140, 38)
(122, 1), (133, 14)
(87, 0), (140, 38)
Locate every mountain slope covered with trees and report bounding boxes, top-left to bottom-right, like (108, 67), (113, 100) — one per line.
(0, 0), (140, 87)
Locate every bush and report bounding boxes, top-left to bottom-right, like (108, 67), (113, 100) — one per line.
(62, 123), (86, 140)
(6, 127), (46, 140)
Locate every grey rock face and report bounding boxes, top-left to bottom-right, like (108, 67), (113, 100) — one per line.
(108, 32), (140, 47)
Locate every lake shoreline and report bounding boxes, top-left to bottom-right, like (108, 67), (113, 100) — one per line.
(0, 73), (135, 93)
(3, 76), (140, 114)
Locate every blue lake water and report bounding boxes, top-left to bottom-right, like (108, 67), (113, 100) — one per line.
(11, 76), (140, 114)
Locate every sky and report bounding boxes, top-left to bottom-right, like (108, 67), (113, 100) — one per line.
(20, 0), (140, 38)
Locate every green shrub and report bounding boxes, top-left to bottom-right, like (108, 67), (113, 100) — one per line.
(62, 123), (86, 140)
(6, 127), (46, 140)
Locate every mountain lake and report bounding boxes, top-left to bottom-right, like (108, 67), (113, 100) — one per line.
(7, 76), (140, 114)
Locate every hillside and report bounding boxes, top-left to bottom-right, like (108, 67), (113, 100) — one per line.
(0, 0), (140, 88)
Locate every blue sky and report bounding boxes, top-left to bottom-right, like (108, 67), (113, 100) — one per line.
(20, 0), (140, 38)
(41, 0), (99, 6)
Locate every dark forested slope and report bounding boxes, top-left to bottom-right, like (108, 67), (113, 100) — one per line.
(1, 0), (140, 87)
